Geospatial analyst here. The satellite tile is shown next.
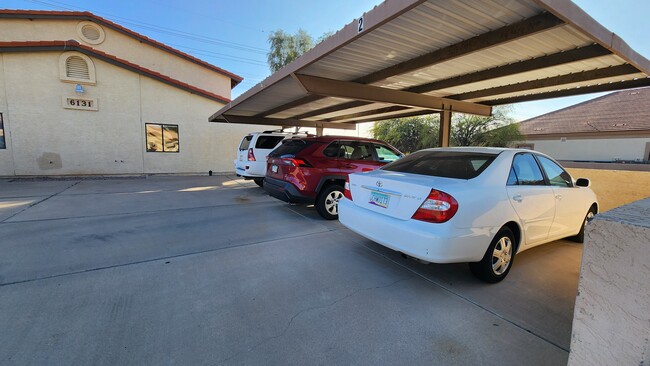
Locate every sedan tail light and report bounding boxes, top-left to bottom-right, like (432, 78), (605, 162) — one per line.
(411, 189), (458, 223)
(247, 148), (256, 161)
(344, 176), (353, 201)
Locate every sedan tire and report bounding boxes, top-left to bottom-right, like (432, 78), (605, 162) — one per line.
(316, 185), (344, 220)
(570, 207), (596, 243)
(469, 227), (516, 283)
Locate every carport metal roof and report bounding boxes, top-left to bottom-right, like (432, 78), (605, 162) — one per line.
(209, 0), (650, 134)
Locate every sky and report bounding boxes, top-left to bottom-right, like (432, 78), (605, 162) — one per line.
(3, 0), (649, 121)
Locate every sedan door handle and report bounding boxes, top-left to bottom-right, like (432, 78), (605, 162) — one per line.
(555, 194), (562, 200)
(512, 194), (523, 202)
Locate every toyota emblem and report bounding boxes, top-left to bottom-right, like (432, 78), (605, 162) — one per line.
(376, 181), (383, 188)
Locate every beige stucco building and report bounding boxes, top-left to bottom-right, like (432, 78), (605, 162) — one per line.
(0, 10), (281, 176)
(516, 87), (650, 163)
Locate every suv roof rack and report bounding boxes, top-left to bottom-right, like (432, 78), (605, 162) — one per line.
(261, 129), (285, 133)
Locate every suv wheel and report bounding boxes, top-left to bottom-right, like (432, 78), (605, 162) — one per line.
(316, 185), (343, 220)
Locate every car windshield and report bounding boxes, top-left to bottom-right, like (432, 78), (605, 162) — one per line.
(382, 150), (497, 179)
(268, 139), (315, 158)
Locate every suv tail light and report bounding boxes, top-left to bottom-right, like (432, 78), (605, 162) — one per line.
(247, 148), (256, 161)
(280, 157), (312, 167)
(411, 189), (458, 223)
(344, 176), (353, 200)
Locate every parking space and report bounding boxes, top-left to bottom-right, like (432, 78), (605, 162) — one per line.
(0, 176), (576, 365)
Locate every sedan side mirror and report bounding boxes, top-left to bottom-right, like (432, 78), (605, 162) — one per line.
(575, 178), (591, 187)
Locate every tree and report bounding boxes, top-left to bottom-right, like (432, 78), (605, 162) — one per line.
(372, 115), (440, 153)
(451, 105), (521, 147)
(481, 123), (522, 147)
(372, 106), (521, 152)
(266, 29), (314, 72)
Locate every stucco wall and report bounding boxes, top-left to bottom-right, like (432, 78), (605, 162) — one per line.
(0, 54), (15, 176)
(523, 137), (650, 162)
(0, 52), (269, 176)
(0, 18), (232, 98)
(568, 198), (650, 365)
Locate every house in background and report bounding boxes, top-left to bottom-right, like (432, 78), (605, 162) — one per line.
(516, 87), (650, 163)
(0, 10), (271, 176)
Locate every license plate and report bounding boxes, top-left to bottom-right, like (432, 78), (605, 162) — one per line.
(369, 191), (390, 208)
(271, 165), (278, 173)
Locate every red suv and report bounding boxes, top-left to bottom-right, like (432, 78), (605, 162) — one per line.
(264, 136), (403, 219)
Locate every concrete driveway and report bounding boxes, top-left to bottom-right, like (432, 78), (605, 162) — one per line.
(0, 176), (579, 365)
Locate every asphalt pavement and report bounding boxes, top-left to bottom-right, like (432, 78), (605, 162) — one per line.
(0, 175), (578, 365)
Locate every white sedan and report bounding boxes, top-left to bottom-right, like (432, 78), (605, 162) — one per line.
(338, 147), (598, 283)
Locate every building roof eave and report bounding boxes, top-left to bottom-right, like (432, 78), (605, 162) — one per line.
(0, 40), (232, 104)
(0, 9), (244, 88)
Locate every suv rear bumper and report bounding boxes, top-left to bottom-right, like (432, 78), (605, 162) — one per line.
(235, 161), (266, 178)
(264, 177), (314, 204)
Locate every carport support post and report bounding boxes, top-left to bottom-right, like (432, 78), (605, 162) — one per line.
(316, 126), (324, 136)
(439, 109), (452, 147)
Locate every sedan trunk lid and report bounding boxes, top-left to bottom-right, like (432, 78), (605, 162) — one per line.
(347, 170), (465, 220)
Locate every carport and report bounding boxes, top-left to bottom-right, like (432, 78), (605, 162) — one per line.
(209, 0), (650, 146)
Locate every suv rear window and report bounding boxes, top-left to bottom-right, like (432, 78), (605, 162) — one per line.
(268, 140), (315, 157)
(238, 135), (252, 151)
(382, 151), (496, 179)
(255, 135), (285, 149)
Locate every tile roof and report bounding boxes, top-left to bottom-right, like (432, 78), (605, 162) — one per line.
(0, 9), (243, 88)
(518, 87), (650, 135)
(0, 40), (231, 104)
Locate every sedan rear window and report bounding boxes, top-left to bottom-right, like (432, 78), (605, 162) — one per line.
(268, 139), (315, 157)
(382, 151), (496, 179)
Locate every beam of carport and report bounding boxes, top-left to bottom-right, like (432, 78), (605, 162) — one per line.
(450, 64), (643, 101)
(220, 114), (356, 130)
(484, 78), (650, 105)
(293, 74), (492, 117)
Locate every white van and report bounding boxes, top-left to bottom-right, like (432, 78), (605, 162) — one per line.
(235, 131), (298, 186)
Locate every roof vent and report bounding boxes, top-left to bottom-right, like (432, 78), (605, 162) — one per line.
(613, 123), (627, 127)
(77, 21), (105, 45)
(81, 25), (101, 41)
(66, 56), (90, 80)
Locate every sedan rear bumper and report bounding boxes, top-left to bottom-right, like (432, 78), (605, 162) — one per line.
(339, 198), (496, 263)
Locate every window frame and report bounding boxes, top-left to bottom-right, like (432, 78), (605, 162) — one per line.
(372, 143), (403, 163)
(0, 113), (5, 150)
(254, 135), (286, 149)
(507, 152), (547, 186)
(536, 155), (574, 188)
(324, 140), (374, 161)
(145, 123), (180, 153)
